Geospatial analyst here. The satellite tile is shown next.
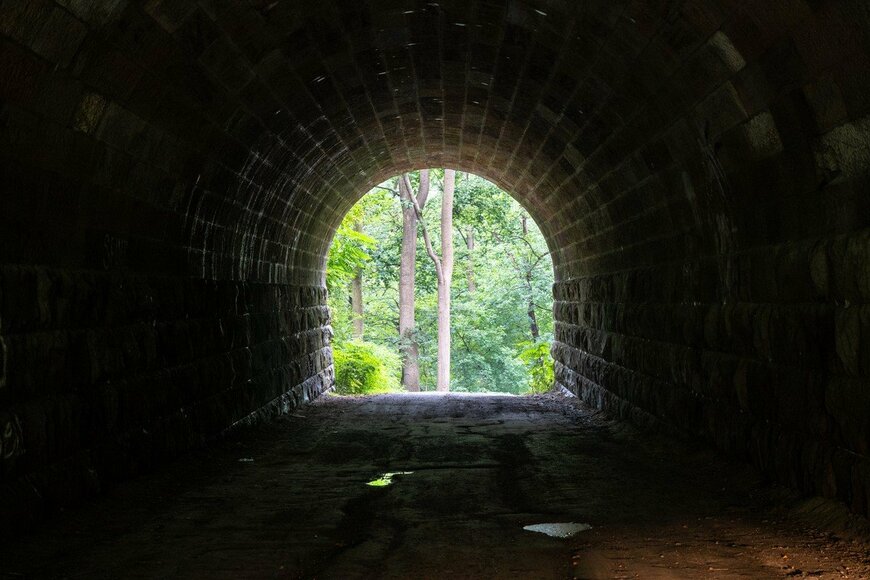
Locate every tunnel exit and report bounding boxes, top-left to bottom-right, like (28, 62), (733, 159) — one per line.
(325, 171), (555, 396)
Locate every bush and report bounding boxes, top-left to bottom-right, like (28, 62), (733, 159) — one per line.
(517, 341), (554, 394)
(332, 341), (402, 395)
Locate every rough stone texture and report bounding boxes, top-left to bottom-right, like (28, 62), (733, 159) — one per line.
(0, 0), (869, 522)
(0, 268), (332, 525)
(3, 394), (870, 579)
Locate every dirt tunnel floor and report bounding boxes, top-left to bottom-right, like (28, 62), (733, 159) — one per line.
(3, 393), (870, 579)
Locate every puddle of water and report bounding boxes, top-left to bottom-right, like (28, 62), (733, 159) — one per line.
(366, 471), (414, 487)
(523, 522), (592, 538)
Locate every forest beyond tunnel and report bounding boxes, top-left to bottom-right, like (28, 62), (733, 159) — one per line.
(326, 172), (556, 396)
(1, 0), (870, 561)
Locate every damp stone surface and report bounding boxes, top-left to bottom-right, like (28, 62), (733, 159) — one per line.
(1, 394), (868, 579)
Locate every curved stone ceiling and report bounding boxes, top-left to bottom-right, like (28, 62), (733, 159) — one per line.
(138, 0), (863, 287)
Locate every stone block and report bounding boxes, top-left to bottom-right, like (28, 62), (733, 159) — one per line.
(834, 307), (861, 376)
(826, 377), (870, 455)
(30, 6), (87, 67)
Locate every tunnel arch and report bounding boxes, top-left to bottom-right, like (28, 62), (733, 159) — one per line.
(1, 0), (869, 524)
(174, 0), (755, 289)
(324, 169), (558, 395)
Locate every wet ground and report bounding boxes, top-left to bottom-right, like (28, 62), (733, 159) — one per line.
(2, 393), (869, 579)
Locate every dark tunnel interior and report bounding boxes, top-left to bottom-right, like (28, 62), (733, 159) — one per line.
(1, 0), (869, 543)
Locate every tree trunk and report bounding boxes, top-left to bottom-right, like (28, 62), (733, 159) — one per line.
(398, 171), (429, 392)
(408, 169), (452, 393)
(437, 170), (455, 392)
(527, 300), (540, 341)
(350, 273), (364, 339)
(526, 271), (539, 340)
(466, 228), (475, 293)
(351, 221), (364, 340)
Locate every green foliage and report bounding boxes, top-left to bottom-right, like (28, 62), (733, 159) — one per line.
(332, 341), (402, 395)
(326, 171), (555, 394)
(326, 204), (375, 294)
(517, 340), (555, 394)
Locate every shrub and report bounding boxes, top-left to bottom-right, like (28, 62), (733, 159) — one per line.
(332, 341), (402, 395)
(517, 340), (554, 394)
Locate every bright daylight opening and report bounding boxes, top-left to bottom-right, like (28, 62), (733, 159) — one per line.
(326, 170), (554, 395)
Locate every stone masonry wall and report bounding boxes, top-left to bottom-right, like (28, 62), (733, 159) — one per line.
(1, 0), (869, 526)
(553, 230), (870, 515)
(0, 0), (338, 529)
(0, 267), (332, 526)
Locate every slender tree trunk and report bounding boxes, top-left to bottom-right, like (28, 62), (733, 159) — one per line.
(409, 170), (453, 392)
(351, 221), (364, 340)
(398, 171), (429, 392)
(466, 227), (475, 293)
(525, 270), (539, 340)
(437, 170), (455, 392)
(521, 212), (528, 236)
(351, 273), (363, 339)
(527, 301), (540, 340)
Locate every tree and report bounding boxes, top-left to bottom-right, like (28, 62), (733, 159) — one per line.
(457, 173), (476, 294)
(351, 220), (365, 339)
(465, 227), (476, 293)
(409, 170), (455, 391)
(326, 203), (373, 296)
(398, 171), (430, 391)
(451, 174), (554, 393)
(496, 224), (549, 342)
(438, 170), (455, 392)
(326, 172), (555, 395)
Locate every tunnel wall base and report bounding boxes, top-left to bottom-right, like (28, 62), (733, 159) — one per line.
(552, 235), (870, 518)
(556, 359), (870, 521)
(0, 267), (333, 530)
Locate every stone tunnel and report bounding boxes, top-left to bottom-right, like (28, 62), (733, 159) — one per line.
(1, 0), (870, 575)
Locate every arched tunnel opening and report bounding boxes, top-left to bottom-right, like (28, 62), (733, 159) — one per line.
(326, 170), (556, 395)
(1, 0), (870, 575)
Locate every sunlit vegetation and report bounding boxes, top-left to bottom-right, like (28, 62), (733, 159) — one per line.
(332, 341), (402, 395)
(327, 171), (554, 394)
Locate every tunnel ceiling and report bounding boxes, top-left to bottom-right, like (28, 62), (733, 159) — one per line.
(4, 0), (867, 287)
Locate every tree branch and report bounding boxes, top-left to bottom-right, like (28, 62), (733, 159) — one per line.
(492, 231), (523, 274)
(514, 233), (550, 261)
(407, 179), (443, 284)
(373, 185), (399, 197)
(457, 227), (468, 247)
(530, 253), (550, 271)
(456, 329), (474, 355)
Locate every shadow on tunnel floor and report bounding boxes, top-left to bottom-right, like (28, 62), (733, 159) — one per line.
(1, 393), (869, 579)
